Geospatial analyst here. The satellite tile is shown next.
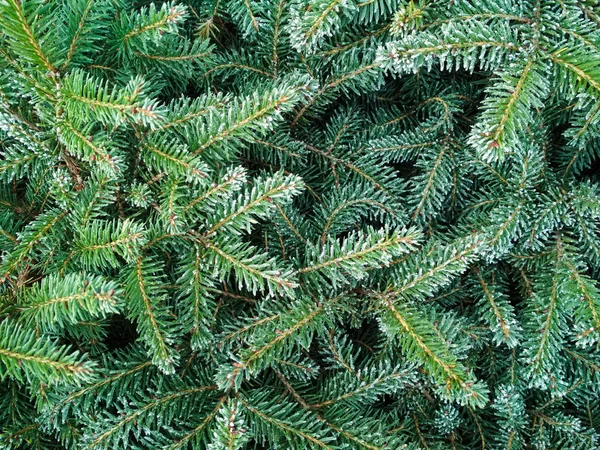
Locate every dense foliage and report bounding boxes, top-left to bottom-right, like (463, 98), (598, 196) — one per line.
(1, 0), (600, 448)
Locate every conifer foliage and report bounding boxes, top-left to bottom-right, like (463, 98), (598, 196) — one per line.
(2, 0), (600, 448)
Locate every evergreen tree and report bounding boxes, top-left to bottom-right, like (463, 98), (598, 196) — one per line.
(1, 0), (600, 448)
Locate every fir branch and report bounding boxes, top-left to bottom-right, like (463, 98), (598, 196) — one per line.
(379, 297), (488, 407)
(124, 256), (179, 373)
(45, 359), (153, 427)
(0, 319), (95, 385)
(85, 384), (217, 450)
(238, 394), (335, 449)
(299, 227), (421, 288)
(0, 0), (56, 72)
(1, 210), (68, 282)
(17, 273), (122, 330)
(74, 219), (145, 270)
(200, 238), (297, 295)
(167, 398), (225, 450)
(202, 172), (303, 237)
